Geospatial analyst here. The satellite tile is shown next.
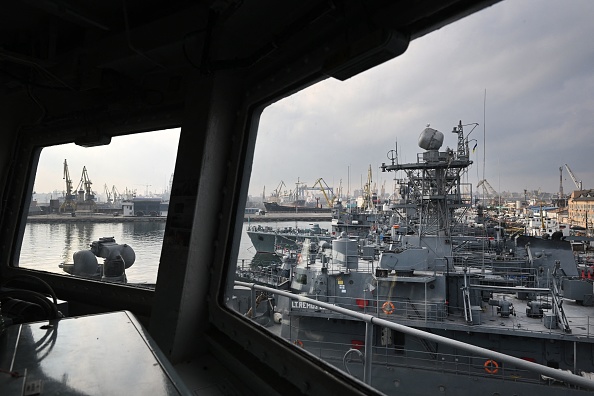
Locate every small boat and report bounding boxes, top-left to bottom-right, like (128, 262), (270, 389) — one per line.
(246, 223), (331, 253)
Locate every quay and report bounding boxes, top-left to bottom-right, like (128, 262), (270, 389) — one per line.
(27, 212), (331, 223)
(27, 214), (166, 223)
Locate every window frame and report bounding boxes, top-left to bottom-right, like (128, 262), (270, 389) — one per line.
(0, 124), (181, 318)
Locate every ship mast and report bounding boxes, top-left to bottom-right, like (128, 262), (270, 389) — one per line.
(381, 121), (475, 237)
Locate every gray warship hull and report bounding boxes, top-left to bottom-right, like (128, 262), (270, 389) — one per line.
(237, 122), (594, 395)
(246, 224), (332, 253)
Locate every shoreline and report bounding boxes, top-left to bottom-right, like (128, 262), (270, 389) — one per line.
(27, 212), (332, 223)
(27, 214), (167, 223)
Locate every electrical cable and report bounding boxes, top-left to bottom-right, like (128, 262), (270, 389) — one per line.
(0, 275), (63, 323)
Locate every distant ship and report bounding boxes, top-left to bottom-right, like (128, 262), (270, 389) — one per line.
(263, 200), (330, 213)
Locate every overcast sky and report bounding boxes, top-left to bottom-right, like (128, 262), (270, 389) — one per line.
(34, 0), (594, 203)
(35, 129), (180, 198)
(250, 0), (594, 200)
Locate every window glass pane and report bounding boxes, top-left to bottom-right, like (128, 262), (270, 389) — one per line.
(19, 129), (180, 288)
(227, 1), (594, 394)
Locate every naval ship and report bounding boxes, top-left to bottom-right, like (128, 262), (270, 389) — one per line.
(236, 123), (594, 395)
(3, 2), (593, 396)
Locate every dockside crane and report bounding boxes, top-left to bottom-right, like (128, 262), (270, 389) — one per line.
(77, 166), (96, 202)
(73, 167), (97, 213)
(135, 183), (152, 196)
(362, 164), (375, 210)
(60, 159), (76, 212)
(271, 181), (286, 200)
(313, 178), (335, 208)
(477, 179), (498, 198)
(112, 186), (121, 203)
(104, 184), (112, 204)
(565, 163), (583, 191)
(477, 179), (499, 206)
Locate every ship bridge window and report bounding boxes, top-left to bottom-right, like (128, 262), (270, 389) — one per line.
(15, 129), (180, 289)
(224, 1), (593, 394)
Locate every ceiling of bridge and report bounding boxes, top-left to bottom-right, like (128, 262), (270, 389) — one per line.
(0, 0), (500, 126)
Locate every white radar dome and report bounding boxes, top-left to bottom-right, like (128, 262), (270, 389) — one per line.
(418, 127), (444, 150)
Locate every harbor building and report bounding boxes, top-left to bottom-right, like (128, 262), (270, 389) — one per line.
(568, 190), (594, 232)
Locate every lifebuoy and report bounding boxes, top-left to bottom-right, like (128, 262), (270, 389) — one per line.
(382, 301), (395, 315)
(484, 359), (499, 374)
(293, 339), (304, 348)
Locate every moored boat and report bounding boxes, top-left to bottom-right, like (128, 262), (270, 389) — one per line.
(237, 121), (594, 395)
(246, 223), (332, 253)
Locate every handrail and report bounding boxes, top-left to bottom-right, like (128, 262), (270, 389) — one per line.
(235, 280), (594, 390)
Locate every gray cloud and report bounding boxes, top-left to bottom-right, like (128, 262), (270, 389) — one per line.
(34, 129), (180, 198)
(249, 0), (594, 199)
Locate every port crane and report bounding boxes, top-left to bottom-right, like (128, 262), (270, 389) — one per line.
(477, 179), (500, 206)
(564, 163), (583, 191)
(362, 164), (375, 210)
(135, 183), (152, 196)
(104, 184), (113, 204)
(112, 186), (122, 203)
(270, 180), (286, 200)
(77, 166), (96, 203)
(60, 159), (76, 212)
(477, 179), (498, 198)
(312, 178), (335, 208)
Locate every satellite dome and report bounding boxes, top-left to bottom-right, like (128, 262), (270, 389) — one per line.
(418, 127), (444, 150)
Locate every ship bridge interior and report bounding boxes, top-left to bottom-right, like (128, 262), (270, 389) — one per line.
(0, 1), (502, 395)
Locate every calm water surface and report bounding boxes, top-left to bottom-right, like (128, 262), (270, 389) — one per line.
(19, 220), (330, 284)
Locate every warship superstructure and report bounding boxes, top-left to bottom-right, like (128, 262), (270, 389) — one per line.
(245, 122), (594, 395)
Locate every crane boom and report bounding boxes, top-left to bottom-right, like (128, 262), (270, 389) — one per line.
(60, 159), (76, 212)
(477, 179), (497, 197)
(273, 181), (286, 197)
(362, 164), (374, 210)
(104, 184), (112, 203)
(313, 178), (335, 208)
(63, 159), (73, 197)
(77, 166), (96, 201)
(564, 164), (583, 190)
(112, 186), (121, 202)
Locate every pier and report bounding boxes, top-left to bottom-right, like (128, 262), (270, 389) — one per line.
(26, 214), (167, 223)
(27, 212), (331, 223)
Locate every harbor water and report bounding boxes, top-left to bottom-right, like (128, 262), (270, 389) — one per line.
(19, 220), (330, 284)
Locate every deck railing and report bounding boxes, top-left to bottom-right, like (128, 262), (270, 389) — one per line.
(236, 280), (594, 390)
(300, 339), (547, 386)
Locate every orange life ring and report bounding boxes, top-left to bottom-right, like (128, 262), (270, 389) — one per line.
(293, 339), (304, 348)
(382, 301), (395, 315)
(484, 359), (499, 374)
